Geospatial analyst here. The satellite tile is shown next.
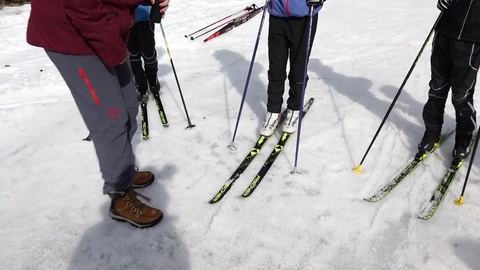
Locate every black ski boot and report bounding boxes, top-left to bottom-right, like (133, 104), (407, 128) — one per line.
(137, 90), (149, 104)
(418, 129), (441, 154)
(452, 132), (473, 160)
(149, 78), (160, 94)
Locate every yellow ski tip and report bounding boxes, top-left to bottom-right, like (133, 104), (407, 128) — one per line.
(353, 165), (363, 174)
(454, 196), (464, 205)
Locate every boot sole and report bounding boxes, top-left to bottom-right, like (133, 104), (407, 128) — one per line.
(109, 211), (163, 228)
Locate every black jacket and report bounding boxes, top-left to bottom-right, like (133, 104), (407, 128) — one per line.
(437, 0), (480, 43)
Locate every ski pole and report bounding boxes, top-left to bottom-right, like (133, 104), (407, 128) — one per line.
(159, 22), (196, 129)
(191, 18), (234, 40)
(292, 6), (314, 174)
(228, 2), (268, 150)
(185, 7), (248, 39)
(454, 129), (480, 205)
(353, 12), (443, 174)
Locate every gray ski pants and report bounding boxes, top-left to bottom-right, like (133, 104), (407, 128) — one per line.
(46, 50), (139, 194)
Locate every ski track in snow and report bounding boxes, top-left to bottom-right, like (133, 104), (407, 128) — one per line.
(1, 1), (480, 270)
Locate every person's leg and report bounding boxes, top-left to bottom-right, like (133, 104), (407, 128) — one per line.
(137, 20), (160, 93)
(114, 60), (139, 143)
(260, 15), (290, 136)
(450, 39), (480, 158)
(46, 50), (135, 194)
(266, 15), (289, 113)
(280, 14), (318, 133)
(127, 23), (148, 97)
(419, 32), (452, 152)
(286, 14), (318, 111)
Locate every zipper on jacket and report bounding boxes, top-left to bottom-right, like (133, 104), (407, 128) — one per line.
(79, 67), (100, 105)
(458, 0), (474, 40)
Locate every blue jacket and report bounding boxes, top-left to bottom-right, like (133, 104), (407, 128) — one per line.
(268, 0), (322, 18)
(135, 5), (151, 23)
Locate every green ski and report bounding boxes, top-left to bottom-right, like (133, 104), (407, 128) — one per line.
(241, 98), (314, 198)
(418, 136), (476, 220)
(365, 131), (454, 202)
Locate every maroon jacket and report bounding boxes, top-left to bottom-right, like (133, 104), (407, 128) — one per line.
(27, 0), (151, 67)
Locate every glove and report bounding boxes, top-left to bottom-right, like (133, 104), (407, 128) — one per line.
(150, 0), (162, 23)
(114, 60), (132, 88)
(437, 0), (452, 11)
(307, 0), (326, 6)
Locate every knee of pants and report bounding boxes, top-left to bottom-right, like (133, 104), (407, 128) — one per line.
(289, 74), (309, 85)
(143, 51), (157, 64)
(430, 79), (449, 90)
(288, 72), (309, 83)
(268, 70), (286, 82)
(428, 81), (450, 99)
(289, 81), (303, 93)
(129, 52), (141, 61)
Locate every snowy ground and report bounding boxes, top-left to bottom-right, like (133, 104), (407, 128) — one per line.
(1, 1), (480, 269)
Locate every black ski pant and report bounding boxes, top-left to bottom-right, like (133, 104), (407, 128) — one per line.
(127, 20), (158, 96)
(267, 14), (318, 113)
(423, 32), (480, 150)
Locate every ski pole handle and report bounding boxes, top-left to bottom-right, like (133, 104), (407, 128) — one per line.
(150, 0), (162, 23)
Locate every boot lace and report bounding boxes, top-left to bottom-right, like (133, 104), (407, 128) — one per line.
(124, 189), (151, 216)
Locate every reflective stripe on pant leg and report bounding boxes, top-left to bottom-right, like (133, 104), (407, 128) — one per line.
(450, 39), (480, 135)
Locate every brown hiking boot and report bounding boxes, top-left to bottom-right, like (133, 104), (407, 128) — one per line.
(109, 187), (163, 228)
(132, 168), (155, 188)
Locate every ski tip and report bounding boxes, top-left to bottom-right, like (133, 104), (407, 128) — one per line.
(206, 199), (219, 205)
(304, 97), (314, 107)
(208, 198), (219, 204)
(209, 192), (226, 204)
(190, 36), (195, 41)
(363, 197), (378, 202)
(418, 208), (434, 220)
(239, 189), (252, 198)
(418, 215), (431, 220)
